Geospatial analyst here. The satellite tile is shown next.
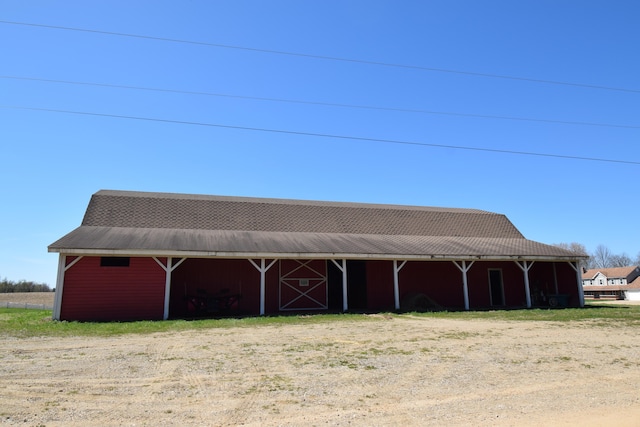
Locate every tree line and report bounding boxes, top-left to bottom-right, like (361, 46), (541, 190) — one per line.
(0, 278), (52, 293)
(554, 243), (640, 270)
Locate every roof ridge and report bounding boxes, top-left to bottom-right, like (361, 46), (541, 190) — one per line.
(94, 189), (496, 215)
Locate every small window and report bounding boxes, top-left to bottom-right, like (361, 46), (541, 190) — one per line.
(100, 257), (130, 267)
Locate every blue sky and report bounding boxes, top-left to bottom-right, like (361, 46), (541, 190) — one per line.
(1, 1), (639, 285)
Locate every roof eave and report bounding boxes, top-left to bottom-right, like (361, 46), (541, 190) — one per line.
(48, 247), (585, 262)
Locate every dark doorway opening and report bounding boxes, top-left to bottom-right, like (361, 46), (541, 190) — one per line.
(489, 269), (505, 306)
(347, 260), (368, 310)
(327, 260), (368, 311)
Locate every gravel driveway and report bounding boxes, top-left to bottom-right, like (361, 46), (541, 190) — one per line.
(1, 309), (639, 426)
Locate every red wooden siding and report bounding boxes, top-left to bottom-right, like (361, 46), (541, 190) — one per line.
(501, 262), (529, 307)
(61, 257), (581, 320)
(365, 261), (394, 310)
(170, 258), (260, 317)
(466, 265), (491, 307)
(528, 262), (554, 306)
(264, 266), (280, 314)
(397, 261), (465, 309)
(555, 262), (580, 307)
(61, 256), (165, 321)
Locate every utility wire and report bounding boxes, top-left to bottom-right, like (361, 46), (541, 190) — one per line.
(2, 20), (639, 95)
(3, 75), (639, 130)
(3, 105), (638, 166)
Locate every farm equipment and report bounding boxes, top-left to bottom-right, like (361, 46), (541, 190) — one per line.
(185, 288), (241, 315)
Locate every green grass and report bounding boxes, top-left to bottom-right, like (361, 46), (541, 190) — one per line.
(1, 301), (639, 337)
(411, 301), (640, 325)
(0, 309), (377, 338)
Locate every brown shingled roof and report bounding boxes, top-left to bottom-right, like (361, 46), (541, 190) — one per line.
(628, 275), (640, 290)
(49, 190), (582, 260)
(80, 190), (523, 238)
(582, 266), (640, 280)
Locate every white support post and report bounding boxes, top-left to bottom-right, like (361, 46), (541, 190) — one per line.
(568, 261), (585, 307)
(393, 260), (407, 310)
(163, 258), (173, 320)
(249, 259), (278, 315)
(52, 255), (66, 321)
(53, 254), (83, 321)
(330, 259), (348, 311)
(515, 261), (534, 308)
(154, 257), (186, 320)
(453, 260), (475, 311)
(259, 259), (267, 316)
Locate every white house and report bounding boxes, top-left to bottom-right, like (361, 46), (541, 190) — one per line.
(582, 266), (640, 300)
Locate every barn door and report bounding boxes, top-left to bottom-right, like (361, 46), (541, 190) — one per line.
(279, 260), (328, 311)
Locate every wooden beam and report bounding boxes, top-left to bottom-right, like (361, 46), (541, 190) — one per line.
(453, 260), (475, 311)
(154, 257), (186, 320)
(52, 255), (66, 321)
(52, 255), (83, 321)
(567, 261), (585, 307)
(330, 259), (348, 311)
(515, 261), (534, 308)
(393, 260), (407, 310)
(249, 259), (277, 315)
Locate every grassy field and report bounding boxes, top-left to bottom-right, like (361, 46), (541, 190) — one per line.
(2, 301), (639, 338)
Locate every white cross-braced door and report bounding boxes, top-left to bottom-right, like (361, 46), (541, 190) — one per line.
(279, 260), (328, 311)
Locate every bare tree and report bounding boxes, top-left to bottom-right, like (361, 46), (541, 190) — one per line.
(591, 244), (613, 269)
(610, 253), (632, 268)
(553, 242), (587, 254)
(553, 242), (590, 269)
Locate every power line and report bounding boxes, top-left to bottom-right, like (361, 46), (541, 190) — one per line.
(2, 19), (639, 95)
(3, 75), (639, 130)
(3, 105), (638, 166)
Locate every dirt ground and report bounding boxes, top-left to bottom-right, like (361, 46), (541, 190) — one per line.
(1, 295), (640, 426)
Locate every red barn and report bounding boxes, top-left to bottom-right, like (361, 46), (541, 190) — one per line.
(48, 190), (586, 321)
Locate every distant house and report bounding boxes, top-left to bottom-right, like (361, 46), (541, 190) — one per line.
(582, 266), (640, 301)
(48, 190), (586, 321)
